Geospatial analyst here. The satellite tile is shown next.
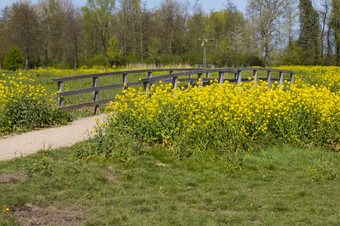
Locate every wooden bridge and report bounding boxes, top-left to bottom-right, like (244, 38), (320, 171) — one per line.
(52, 67), (295, 114)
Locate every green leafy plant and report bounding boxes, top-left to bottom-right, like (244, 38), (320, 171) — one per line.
(0, 72), (72, 134)
(3, 46), (24, 71)
(309, 153), (338, 181)
(75, 118), (142, 161)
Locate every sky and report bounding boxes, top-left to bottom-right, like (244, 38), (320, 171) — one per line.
(0, 0), (248, 13)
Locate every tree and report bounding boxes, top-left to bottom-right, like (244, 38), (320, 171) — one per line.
(187, 0), (205, 52)
(319, 0), (331, 63)
(107, 37), (123, 65)
(81, 0), (116, 57)
(147, 38), (160, 65)
(117, 0), (142, 58)
(3, 46), (24, 71)
(62, 5), (82, 68)
(157, 0), (188, 56)
(0, 7), (11, 69)
(247, 0), (294, 66)
(298, 0), (321, 64)
(40, 0), (65, 63)
(329, 0), (340, 65)
(7, 1), (40, 69)
(39, 0), (80, 67)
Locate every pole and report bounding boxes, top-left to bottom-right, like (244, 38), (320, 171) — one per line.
(203, 44), (207, 68)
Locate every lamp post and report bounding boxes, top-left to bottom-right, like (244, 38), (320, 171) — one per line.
(198, 38), (214, 68)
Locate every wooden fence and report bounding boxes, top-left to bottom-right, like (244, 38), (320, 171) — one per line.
(52, 67), (295, 115)
(52, 68), (195, 114)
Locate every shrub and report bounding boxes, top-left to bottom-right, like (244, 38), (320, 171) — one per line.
(3, 46), (24, 71)
(81, 66), (340, 159)
(86, 55), (109, 67)
(0, 72), (72, 134)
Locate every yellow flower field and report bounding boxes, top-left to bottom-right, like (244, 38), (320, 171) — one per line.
(104, 66), (340, 153)
(278, 66), (340, 92)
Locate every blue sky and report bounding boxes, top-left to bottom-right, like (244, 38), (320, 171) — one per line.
(0, 0), (248, 13)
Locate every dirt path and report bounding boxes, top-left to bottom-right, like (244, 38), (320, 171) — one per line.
(0, 114), (106, 161)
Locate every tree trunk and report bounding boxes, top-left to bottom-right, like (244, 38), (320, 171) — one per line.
(74, 54), (77, 69)
(326, 27), (332, 64)
(264, 43), (269, 67)
(140, 21), (144, 63)
(25, 56), (28, 70)
(74, 31), (78, 69)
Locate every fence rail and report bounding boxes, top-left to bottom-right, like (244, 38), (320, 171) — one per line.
(52, 67), (295, 114)
(52, 68), (195, 114)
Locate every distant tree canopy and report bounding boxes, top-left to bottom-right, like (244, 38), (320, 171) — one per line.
(0, 0), (338, 68)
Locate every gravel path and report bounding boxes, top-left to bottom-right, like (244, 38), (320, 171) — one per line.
(0, 114), (106, 161)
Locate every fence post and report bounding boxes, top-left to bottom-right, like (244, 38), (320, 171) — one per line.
(189, 73), (193, 86)
(267, 71), (271, 88)
(279, 72), (283, 87)
(237, 70), (242, 85)
(122, 73), (128, 90)
(148, 71), (152, 78)
(253, 70), (258, 87)
(172, 76), (178, 89)
(206, 72), (210, 78)
(143, 80), (151, 93)
(198, 73), (203, 87)
(93, 76), (99, 115)
(290, 73), (294, 84)
(57, 81), (64, 107)
(218, 72), (225, 85)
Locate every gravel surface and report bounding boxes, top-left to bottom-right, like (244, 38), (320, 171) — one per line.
(0, 114), (106, 161)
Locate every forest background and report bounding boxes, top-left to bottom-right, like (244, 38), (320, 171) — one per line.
(0, 0), (339, 70)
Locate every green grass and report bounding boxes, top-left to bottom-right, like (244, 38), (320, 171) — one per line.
(1, 143), (339, 225)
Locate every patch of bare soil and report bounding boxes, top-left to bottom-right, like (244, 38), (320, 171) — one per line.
(223, 210), (243, 215)
(248, 220), (262, 224)
(0, 171), (26, 183)
(12, 204), (85, 226)
(156, 162), (169, 167)
(107, 166), (120, 183)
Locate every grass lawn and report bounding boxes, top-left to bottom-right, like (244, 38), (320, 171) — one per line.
(1, 143), (339, 225)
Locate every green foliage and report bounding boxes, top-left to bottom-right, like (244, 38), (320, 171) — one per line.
(25, 148), (54, 177)
(107, 37), (123, 66)
(279, 41), (304, 65)
(147, 38), (161, 65)
(0, 95), (71, 133)
(298, 0), (321, 65)
(86, 54), (109, 67)
(3, 46), (24, 71)
(75, 119), (141, 161)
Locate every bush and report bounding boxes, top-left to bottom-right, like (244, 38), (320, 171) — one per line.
(80, 66), (340, 160)
(86, 55), (109, 67)
(0, 72), (72, 134)
(3, 46), (24, 71)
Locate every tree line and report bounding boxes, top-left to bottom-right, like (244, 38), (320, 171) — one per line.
(0, 0), (339, 70)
